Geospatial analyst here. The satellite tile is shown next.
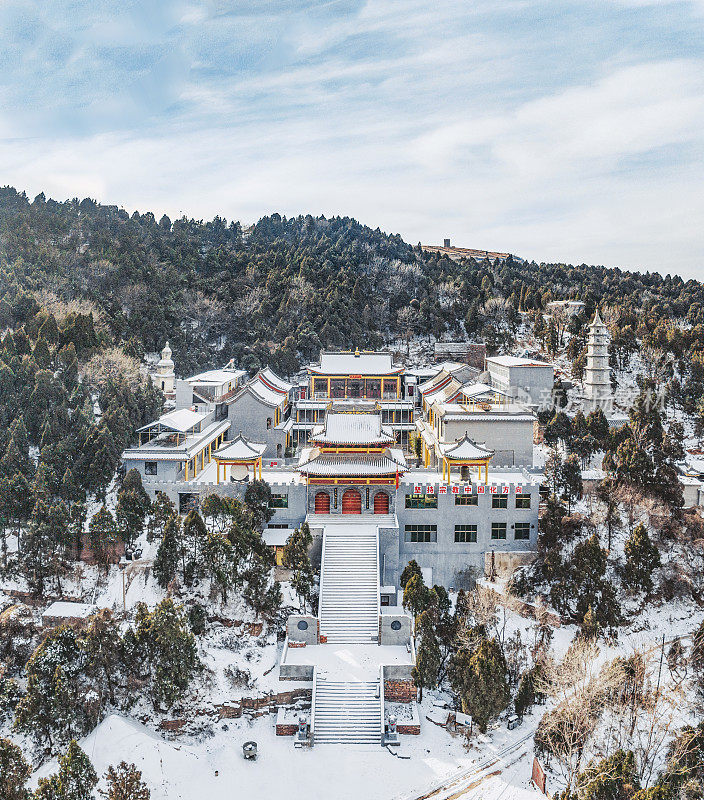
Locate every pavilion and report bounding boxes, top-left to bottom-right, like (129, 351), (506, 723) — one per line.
(439, 434), (493, 484)
(213, 434), (267, 484)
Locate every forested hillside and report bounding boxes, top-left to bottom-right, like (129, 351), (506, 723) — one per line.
(2, 185), (704, 380)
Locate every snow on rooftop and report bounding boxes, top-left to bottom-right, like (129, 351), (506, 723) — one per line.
(311, 413), (394, 445)
(486, 355), (553, 368)
(138, 408), (207, 434)
(43, 601), (97, 619)
(312, 351), (399, 375)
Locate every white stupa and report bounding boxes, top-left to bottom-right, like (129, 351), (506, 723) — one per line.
(582, 310), (612, 413)
(152, 341), (176, 399)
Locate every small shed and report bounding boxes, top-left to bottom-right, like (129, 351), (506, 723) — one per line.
(42, 601), (97, 628)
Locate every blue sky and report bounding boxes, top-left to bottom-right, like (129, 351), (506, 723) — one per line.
(1, 0), (703, 276)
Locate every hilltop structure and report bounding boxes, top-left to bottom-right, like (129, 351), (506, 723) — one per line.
(124, 347), (544, 588)
(582, 310), (613, 413)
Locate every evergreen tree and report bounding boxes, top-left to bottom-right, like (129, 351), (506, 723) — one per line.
(449, 637), (509, 732)
(153, 516), (181, 590)
(412, 608), (441, 701)
(400, 559), (422, 589)
(99, 761), (150, 800)
(83, 609), (121, 706)
(134, 600), (200, 710)
(181, 509), (208, 585)
(243, 480), (274, 530)
(22, 497), (71, 595)
(116, 469), (151, 544)
(0, 736), (31, 800)
(403, 572), (434, 620)
(282, 523), (315, 610)
(146, 492), (177, 542)
(88, 506), (118, 570)
(624, 523), (660, 595)
(573, 749), (640, 800)
(35, 740), (98, 800)
(560, 454), (583, 513)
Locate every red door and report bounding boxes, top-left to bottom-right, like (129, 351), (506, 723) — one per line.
(373, 491), (389, 514)
(314, 491), (330, 514)
(341, 488), (362, 514)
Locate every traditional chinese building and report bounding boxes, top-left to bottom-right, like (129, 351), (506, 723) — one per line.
(297, 413), (406, 517)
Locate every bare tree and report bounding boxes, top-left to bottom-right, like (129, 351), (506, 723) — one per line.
(535, 639), (625, 790)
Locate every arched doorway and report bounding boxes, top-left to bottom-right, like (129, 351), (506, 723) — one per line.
(314, 491), (330, 514)
(341, 488), (362, 514)
(373, 491), (389, 514)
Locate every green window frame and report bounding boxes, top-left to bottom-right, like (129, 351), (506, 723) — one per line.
(454, 525), (477, 543)
(455, 494), (478, 506)
(405, 493), (438, 509)
(269, 493), (289, 509)
(514, 522), (531, 540)
(404, 524), (437, 543)
(492, 495), (508, 509)
(515, 495), (531, 509)
(491, 522), (507, 540)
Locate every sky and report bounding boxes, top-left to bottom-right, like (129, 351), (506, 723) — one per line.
(0, 0), (703, 277)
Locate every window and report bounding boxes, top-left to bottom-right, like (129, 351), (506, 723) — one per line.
(516, 494), (531, 509)
(455, 494), (478, 506)
(405, 493), (437, 509)
(454, 525), (477, 543)
(267, 523), (289, 529)
(492, 495), (508, 509)
(404, 524), (437, 543)
(266, 417), (272, 429)
(269, 494), (288, 508)
(144, 461), (157, 476)
(515, 523), (531, 540)
(491, 522), (507, 540)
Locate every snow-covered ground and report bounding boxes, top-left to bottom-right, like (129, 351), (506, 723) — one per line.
(30, 710), (544, 800)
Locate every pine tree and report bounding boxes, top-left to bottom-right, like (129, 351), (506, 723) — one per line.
(560, 454), (583, 513)
(35, 740), (98, 800)
(412, 609), (441, 701)
(0, 736), (31, 800)
(146, 492), (177, 542)
(449, 637), (509, 732)
(134, 600), (200, 710)
(22, 497), (71, 595)
(403, 573), (433, 620)
(116, 469), (151, 545)
(99, 761), (150, 800)
(153, 516), (181, 590)
(400, 559), (422, 589)
(83, 609), (121, 706)
(181, 509), (208, 585)
(202, 533), (235, 602)
(88, 506), (118, 570)
(624, 523), (660, 595)
(282, 523), (315, 610)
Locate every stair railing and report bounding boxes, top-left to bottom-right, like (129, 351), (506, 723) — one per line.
(318, 528), (327, 642)
(310, 666), (318, 745)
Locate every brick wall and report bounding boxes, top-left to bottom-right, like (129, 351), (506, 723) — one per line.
(384, 679), (416, 703)
(397, 723), (420, 735)
(276, 723), (298, 736)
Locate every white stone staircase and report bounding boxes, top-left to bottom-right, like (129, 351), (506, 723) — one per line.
(318, 526), (379, 645)
(312, 678), (382, 745)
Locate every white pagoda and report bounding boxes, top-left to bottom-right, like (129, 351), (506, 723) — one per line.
(152, 342), (176, 401)
(582, 310), (612, 413)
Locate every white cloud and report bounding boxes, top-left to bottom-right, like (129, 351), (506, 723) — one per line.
(0, 1), (702, 277)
